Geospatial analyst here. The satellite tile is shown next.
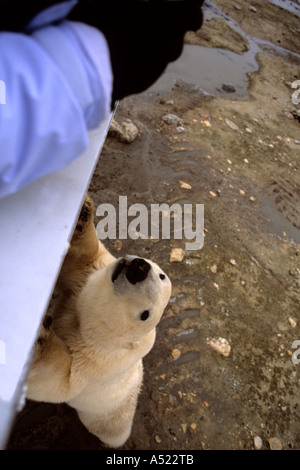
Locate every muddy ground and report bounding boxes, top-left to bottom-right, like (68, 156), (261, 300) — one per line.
(7, 0), (300, 451)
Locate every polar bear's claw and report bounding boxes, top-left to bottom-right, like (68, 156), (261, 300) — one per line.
(42, 315), (53, 331)
(75, 196), (93, 233)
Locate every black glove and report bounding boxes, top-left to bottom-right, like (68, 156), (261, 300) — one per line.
(0, 0), (67, 32)
(69, 0), (204, 103)
(0, 0), (203, 102)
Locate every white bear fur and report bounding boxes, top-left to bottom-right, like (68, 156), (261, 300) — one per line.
(26, 196), (171, 448)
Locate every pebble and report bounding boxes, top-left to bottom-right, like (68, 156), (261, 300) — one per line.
(171, 348), (181, 360)
(229, 259), (237, 266)
(162, 113), (183, 126)
(249, 6), (257, 13)
(225, 118), (239, 131)
(109, 118), (139, 143)
(113, 240), (122, 252)
(222, 83), (236, 93)
(208, 337), (231, 357)
(181, 423), (187, 433)
(254, 436), (263, 450)
(267, 437), (282, 450)
(170, 248), (185, 263)
(179, 180), (192, 189)
(211, 264), (217, 273)
(203, 120), (211, 127)
(289, 317), (297, 328)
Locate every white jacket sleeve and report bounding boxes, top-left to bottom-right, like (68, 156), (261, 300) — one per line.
(0, 21), (113, 199)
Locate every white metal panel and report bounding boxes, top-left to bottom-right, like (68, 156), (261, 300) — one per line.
(0, 112), (113, 449)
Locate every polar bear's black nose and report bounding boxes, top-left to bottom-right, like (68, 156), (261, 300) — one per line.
(125, 258), (151, 285)
(112, 257), (151, 284)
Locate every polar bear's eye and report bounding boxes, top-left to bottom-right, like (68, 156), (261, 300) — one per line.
(140, 310), (150, 321)
(159, 273), (166, 280)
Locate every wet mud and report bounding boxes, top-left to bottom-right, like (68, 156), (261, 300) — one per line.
(7, 0), (300, 450)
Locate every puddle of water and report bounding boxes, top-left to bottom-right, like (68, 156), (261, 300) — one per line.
(148, 0), (300, 99)
(262, 196), (300, 244)
(150, 44), (260, 98)
(268, 0), (300, 15)
(171, 350), (201, 366)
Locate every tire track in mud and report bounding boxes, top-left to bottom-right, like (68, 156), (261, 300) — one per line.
(270, 176), (300, 230)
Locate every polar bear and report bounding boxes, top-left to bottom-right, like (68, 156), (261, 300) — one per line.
(26, 196), (172, 448)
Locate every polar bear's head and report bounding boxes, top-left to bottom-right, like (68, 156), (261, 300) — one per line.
(77, 255), (172, 346)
